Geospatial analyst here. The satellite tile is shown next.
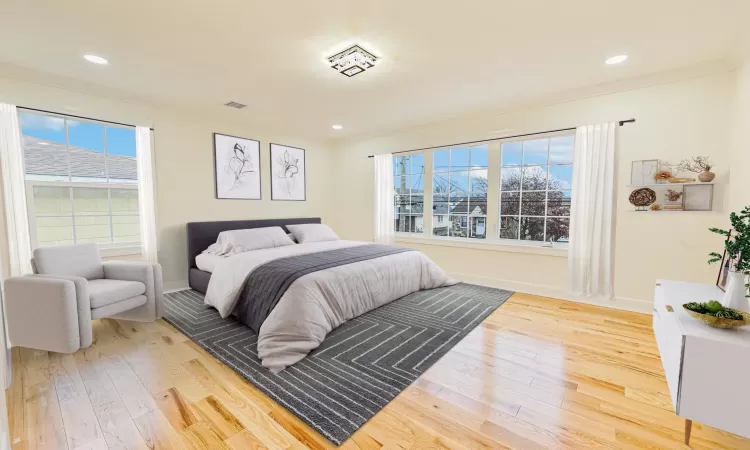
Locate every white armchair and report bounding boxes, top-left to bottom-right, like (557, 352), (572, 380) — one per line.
(4, 243), (163, 353)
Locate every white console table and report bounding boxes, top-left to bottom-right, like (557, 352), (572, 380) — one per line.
(653, 280), (750, 444)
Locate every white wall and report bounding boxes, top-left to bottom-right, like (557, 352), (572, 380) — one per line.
(730, 60), (750, 212)
(329, 66), (737, 312)
(0, 74), (333, 288)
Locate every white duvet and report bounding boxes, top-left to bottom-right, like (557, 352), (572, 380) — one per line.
(204, 240), (457, 372)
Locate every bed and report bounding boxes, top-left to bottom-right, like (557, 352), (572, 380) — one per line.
(185, 218), (456, 372)
(186, 218), (322, 293)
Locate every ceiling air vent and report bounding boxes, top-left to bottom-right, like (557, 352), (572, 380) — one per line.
(224, 101), (247, 109)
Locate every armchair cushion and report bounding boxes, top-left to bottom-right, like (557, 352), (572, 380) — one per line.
(88, 279), (146, 308)
(34, 243), (103, 280)
(103, 261), (163, 322)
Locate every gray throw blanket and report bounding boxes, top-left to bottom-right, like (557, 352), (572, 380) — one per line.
(234, 244), (415, 333)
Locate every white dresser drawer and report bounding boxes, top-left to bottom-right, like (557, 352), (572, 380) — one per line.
(652, 303), (683, 411)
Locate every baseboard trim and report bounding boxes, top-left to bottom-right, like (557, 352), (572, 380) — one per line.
(163, 275), (652, 314)
(164, 280), (189, 294)
(450, 272), (653, 314)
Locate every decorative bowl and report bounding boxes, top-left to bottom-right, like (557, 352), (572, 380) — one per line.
(668, 177), (697, 184)
(682, 305), (750, 329)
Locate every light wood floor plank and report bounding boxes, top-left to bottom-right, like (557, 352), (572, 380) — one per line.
(191, 396), (243, 441)
(153, 388), (198, 432)
(6, 294), (750, 449)
(100, 356), (158, 419)
(73, 349), (121, 408)
(24, 381), (67, 450)
(71, 437), (108, 450)
(92, 399), (148, 450)
(180, 422), (228, 450)
(132, 409), (184, 450)
(7, 347), (27, 450)
(58, 393), (102, 449)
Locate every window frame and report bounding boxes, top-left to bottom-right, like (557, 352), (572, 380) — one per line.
(430, 143), (489, 240)
(497, 131), (574, 248)
(393, 152), (426, 235)
(18, 110), (141, 253)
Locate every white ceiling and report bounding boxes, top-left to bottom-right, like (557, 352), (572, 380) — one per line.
(1, 0), (748, 140)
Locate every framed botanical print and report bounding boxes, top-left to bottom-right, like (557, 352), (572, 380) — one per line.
(270, 143), (306, 201)
(214, 133), (261, 199)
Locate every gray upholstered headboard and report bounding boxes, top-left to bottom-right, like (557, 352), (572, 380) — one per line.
(185, 217), (321, 293)
(186, 217), (322, 269)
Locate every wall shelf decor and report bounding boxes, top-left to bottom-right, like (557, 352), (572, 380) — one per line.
(627, 183), (716, 212)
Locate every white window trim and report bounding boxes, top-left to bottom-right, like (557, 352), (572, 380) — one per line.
(394, 234), (567, 257)
(394, 151), (428, 235)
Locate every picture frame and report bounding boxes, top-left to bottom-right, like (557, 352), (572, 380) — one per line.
(270, 143), (306, 201)
(213, 133), (261, 200)
(683, 184), (714, 211)
(717, 229), (737, 291)
(630, 159), (659, 185)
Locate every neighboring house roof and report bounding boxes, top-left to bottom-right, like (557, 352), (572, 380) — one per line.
(23, 135), (137, 180)
(432, 196), (488, 215)
(446, 197), (487, 215)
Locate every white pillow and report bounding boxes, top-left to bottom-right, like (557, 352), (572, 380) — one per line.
(203, 227), (294, 256)
(286, 224), (339, 244)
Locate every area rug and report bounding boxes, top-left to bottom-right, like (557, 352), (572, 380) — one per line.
(163, 283), (512, 445)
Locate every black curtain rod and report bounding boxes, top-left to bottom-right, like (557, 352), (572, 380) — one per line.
(18, 106), (154, 131)
(367, 118), (635, 158)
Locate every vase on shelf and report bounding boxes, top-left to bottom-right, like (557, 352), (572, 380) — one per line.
(721, 271), (749, 312)
(698, 170), (716, 182)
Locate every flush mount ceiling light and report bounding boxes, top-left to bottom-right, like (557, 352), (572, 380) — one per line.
(605, 54), (628, 65)
(224, 101), (247, 109)
(83, 54), (108, 65)
(332, 124), (343, 130)
(327, 45), (379, 77)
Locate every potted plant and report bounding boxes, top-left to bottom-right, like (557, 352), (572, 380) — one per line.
(677, 156), (715, 182)
(708, 206), (750, 312)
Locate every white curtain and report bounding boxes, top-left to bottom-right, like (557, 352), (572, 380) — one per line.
(136, 126), (158, 263)
(0, 104), (32, 276)
(373, 153), (395, 244)
(569, 123), (617, 298)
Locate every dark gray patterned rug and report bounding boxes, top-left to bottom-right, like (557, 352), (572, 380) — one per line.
(163, 283), (512, 445)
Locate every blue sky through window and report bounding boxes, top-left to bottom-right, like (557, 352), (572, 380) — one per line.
(20, 112), (136, 157)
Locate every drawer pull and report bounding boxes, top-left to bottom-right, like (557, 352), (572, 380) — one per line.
(665, 305), (674, 312)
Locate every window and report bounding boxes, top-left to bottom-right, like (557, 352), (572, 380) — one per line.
(499, 135), (573, 243)
(393, 154), (425, 233)
(432, 145), (488, 239)
(19, 111), (140, 250)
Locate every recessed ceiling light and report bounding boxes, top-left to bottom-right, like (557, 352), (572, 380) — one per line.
(605, 55), (628, 65)
(332, 124), (343, 130)
(83, 54), (108, 65)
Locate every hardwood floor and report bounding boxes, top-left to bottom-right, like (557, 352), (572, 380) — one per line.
(6, 292), (750, 449)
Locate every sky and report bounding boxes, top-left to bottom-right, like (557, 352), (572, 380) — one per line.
(19, 112), (136, 157)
